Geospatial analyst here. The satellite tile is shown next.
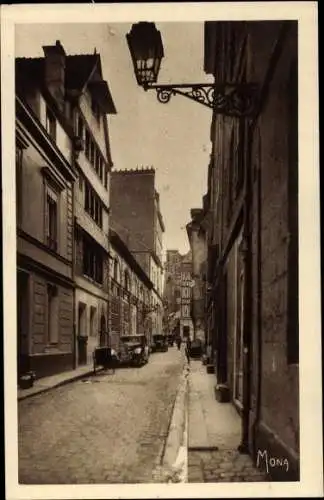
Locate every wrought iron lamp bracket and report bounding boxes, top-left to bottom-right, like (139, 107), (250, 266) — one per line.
(143, 82), (259, 118)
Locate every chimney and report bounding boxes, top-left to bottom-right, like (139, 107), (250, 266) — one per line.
(43, 40), (66, 111)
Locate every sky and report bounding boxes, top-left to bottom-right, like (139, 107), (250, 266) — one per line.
(15, 22), (213, 255)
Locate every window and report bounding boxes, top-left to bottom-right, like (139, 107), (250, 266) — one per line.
(83, 236), (103, 284)
(46, 283), (59, 344)
(90, 140), (95, 164)
(77, 115), (84, 139)
(79, 173), (84, 192)
(113, 259), (119, 281)
(46, 106), (56, 141)
(91, 96), (101, 122)
(45, 190), (58, 251)
(84, 181), (103, 228)
(98, 157), (103, 181)
(16, 147), (23, 225)
(182, 305), (190, 317)
(85, 130), (90, 159)
(124, 270), (130, 292)
(81, 121), (107, 186)
(95, 151), (100, 175)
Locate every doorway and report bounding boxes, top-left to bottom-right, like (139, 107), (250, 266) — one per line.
(99, 313), (106, 347)
(183, 325), (190, 339)
(217, 274), (228, 384)
(78, 302), (87, 365)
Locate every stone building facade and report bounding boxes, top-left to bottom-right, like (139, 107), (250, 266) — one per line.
(69, 49), (116, 366)
(186, 208), (208, 344)
(15, 40), (117, 376)
(163, 249), (194, 340)
(16, 47), (77, 378)
(109, 229), (153, 349)
(163, 250), (182, 314)
(110, 168), (165, 337)
(179, 251), (194, 340)
(203, 21), (299, 479)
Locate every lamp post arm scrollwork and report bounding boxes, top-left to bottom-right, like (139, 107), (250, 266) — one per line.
(126, 22), (260, 119)
(143, 82), (260, 118)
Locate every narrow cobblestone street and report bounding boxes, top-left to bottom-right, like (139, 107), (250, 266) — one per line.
(18, 348), (184, 484)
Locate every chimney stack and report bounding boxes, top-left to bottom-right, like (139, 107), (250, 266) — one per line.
(43, 40), (66, 111)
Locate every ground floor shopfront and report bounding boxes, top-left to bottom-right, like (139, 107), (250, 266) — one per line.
(17, 257), (74, 380)
(75, 277), (109, 367)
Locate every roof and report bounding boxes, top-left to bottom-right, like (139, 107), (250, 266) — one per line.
(109, 229), (154, 289)
(111, 167), (155, 175)
(16, 49), (116, 114)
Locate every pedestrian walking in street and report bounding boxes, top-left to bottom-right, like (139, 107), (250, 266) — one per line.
(185, 339), (191, 364)
(176, 336), (182, 350)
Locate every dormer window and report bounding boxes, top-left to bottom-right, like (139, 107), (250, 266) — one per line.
(91, 96), (101, 123)
(46, 106), (56, 141)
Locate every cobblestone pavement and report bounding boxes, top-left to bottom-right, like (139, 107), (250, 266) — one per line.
(188, 449), (269, 482)
(187, 360), (269, 483)
(18, 347), (184, 484)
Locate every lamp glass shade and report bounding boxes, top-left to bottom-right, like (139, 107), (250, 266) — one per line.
(127, 22), (164, 86)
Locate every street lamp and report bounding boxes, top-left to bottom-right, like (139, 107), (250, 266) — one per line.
(126, 22), (259, 117)
(126, 22), (164, 87)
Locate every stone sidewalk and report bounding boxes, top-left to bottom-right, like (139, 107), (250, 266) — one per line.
(187, 360), (269, 483)
(17, 363), (99, 401)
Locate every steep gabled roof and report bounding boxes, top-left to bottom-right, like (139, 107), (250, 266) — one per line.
(16, 51), (116, 114)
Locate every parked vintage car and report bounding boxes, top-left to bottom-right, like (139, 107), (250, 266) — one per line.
(151, 334), (169, 352)
(118, 335), (149, 366)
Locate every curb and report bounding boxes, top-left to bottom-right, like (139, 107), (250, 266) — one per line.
(159, 363), (189, 477)
(17, 368), (103, 401)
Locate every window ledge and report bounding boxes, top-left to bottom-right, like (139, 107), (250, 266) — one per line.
(42, 166), (66, 192)
(82, 273), (104, 288)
